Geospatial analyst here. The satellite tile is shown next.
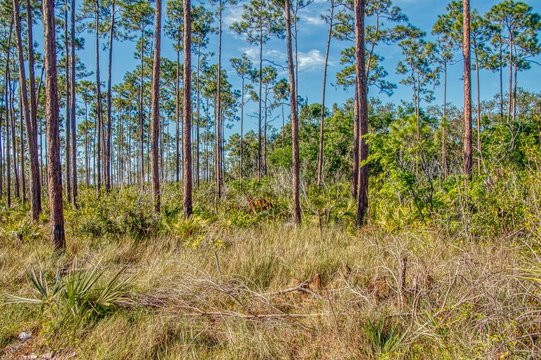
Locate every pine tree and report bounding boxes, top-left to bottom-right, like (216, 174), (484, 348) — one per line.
(150, 0), (162, 212)
(43, 0), (66, 249)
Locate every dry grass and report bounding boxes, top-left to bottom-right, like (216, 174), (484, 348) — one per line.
(2, 217), (541, 359)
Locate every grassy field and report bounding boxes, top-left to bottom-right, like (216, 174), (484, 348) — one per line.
(1, 180), (541, 359)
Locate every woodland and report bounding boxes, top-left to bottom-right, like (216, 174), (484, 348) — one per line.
(1, 0), (541, 358)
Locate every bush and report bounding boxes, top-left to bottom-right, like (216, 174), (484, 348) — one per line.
(68, 188), (159, 241)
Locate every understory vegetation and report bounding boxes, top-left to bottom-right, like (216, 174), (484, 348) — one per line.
(2, 166), (541, 359)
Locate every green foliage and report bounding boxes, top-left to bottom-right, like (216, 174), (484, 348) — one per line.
(67, 188), (159, 241)
(4, 264), (130, 337)
(363, 317), (403, 357)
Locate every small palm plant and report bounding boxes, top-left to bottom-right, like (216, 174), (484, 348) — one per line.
(5, 267), (64, 308)
(4, 263), (130, 329)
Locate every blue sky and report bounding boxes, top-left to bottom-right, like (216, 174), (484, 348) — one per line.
(73, 0), (541, 136)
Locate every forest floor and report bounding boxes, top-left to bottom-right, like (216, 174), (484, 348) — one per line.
(1, 186), (541, 359)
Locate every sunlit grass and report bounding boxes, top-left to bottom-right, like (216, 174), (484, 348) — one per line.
(2, 179), (541, 358)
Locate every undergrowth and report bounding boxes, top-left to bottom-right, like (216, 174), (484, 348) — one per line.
(2, 171), (541, 359)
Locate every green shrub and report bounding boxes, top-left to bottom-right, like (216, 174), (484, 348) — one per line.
(68, 188), (159, 241)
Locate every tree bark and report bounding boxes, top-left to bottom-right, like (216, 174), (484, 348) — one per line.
(512, 61), (518, 122)
(196, 45), (201, 188)
(183, 0), (193, 218)
(257, 29), (263, 182)
(139, 29), (145, 188)
(285, 0), (301, 226)
(70, 0), (77, 204)
(239, 75), (245, 182)
(463, 0), (472, 177)
(95, 0), (103, 192)
(175, 39), (181, 183)
(85, 103), (89, 187)
(507, 32), (513, 124)
(6, 68), (11, 207)
(43, 0), (66, 250)
(26, 0), (42, 212)
(263, 84), (268, 175)
(0, 18), (13, 208)
(13, 0), (41, 220)
(64, 0), (71, 203)
(475, 53), (481, 174)
(19, 88), (26, 202)
(106, 0), (116, 192)
(10, 80), (20, 200)
(0, 87), (3, 197)
(354, 0), (368, 227)
(150, 0), (162, 212)
(215, 0), (223, 200)
(352, 86), (359, 198)
(499, 45), (503, 122)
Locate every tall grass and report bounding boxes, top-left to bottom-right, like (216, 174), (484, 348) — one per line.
(2, 172), (541, 358)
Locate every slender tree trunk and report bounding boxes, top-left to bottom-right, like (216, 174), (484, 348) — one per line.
(139, 29), (145, 188)
(160, 116), (164, 182)
(26, 0), (42, 212)
(150, 0), (162, 212)
(442, 60), (448, 178)
(285, 0), (301, 226)
(507, 32), (513, 124)
(93, 116), (96, 185)
(70, 0), (77, 203)
(6, 73), (11, 207)
(43, 0), (66, 250)
(293, 1), (299, 91)
(19, 91), (26, 202)
(0, 90), (3, 197)
(239, 75), (245, 182)
(196, 45), (201, 188)
(352, 85), (359, 198)
(257, 29), (263, 182)
(13, 0), (40, 220)
(263, 86), (268, 175)
(513, 61), (518, 122)
(499, 44), (503, 122)
(183, 0), (193, 218)
(85, 104), (89, 187)
(215, 0), (223, 200)
(95, 1), (103, 192)
(10, 84), (19, 200)
(475, 52), (481, 174)
(317, 0), (334, 187)
(175, 44), (180, 183)
(106, 0), (116, 192)
(41, 120), (45, 189)
(463, 0), (472, 177)
(38, 68), (46, 190)
(354, 0), (368, 227)
(64, 0), (72, 203)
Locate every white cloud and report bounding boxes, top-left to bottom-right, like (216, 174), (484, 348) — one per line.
(297, 49), (327, 70)
(243, 47), (327, 70)
(224, 4), (244, 28)
(301, 14), (326, 26)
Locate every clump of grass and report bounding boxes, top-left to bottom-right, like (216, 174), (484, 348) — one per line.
(363, 317), (403, 357)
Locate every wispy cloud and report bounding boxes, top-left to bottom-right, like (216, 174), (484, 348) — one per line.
(224, 4), (244, 28)
(243, 47), (330, 72)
